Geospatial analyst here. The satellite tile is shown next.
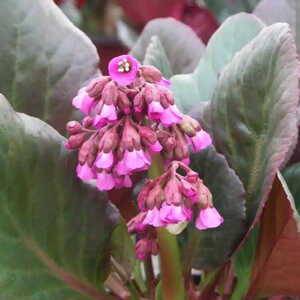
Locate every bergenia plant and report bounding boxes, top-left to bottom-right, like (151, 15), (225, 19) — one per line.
(1, 0), (300, 300)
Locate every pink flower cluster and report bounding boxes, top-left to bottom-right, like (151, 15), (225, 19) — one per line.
(67, 55), (212, 191)
(127, 161), (223, 259)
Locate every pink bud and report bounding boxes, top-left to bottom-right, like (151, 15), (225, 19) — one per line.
(143, 84), (160, 105)
(140, 65), (162, 83)
(66, 121), (82, 134)
(82, 116), (94, 128)
(118, 91), (132, 114)
(78, 139), (96, 165)
(139, 126), (157, 145)
(86, 76), (110, 99)
(101, 81), (118, 105)
(66, 132), (86, 149)
(133, 92), (145, 113)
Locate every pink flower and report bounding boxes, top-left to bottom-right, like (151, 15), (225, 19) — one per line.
(160, 105), (183, 126)
(148, 101), (164, 120)
(149, 140), (163, 154)
(159, 203), (193, 224)
(108, 55), (139, 86)
(72, 88), (94, 115)
(95, 151), (114, 169)
(93, 104), (117, 127)
(76, 163), (96, 181)
(196, 207), (224, 230)
(123, 149), (151, 173)
(97, 171), (115, 191)
(143, 207), (166, 227)
(188, 130), (212, 152)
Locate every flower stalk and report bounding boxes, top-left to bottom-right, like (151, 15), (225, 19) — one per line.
(148, 155), (184, 300)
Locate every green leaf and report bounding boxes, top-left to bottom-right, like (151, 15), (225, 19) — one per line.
(170, 13), (264, 113)
(254, 0), (300, 50)
(0, 0), (100, 134)
(231, 225), (259, 300)
(210, 23), (300, 225)
(0, 94), (118, 299)
(182, 147), (246, 269)
(283, 162), (300, 212)
(130, 18), (205, 74)
(111, 222), (136, 277)
(143, 36), (173, 79)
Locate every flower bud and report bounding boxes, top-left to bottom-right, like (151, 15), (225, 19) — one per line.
(143, 83), (160, 105)
(66, 132), (86, 149)
(140, 65), (162, 83)
(179, 115), (201, 137)
(101, 81), (118, 105)
(139, 126), (157, 145)
(82, 116), (94, 128)
(118, 91), (132, 114)
(99, 128), (119, 153)
(133, 92), (145, 113)
(78, 139), (96, 166)
(86, 76), (110, 99)
(66, 121), (82, 134)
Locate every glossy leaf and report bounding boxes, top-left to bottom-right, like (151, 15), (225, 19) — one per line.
(130, 18), (205, 74)
(254, 0), (300, 49)
(246, 173), (300, 298)
(210, 23), (300, 224)
(170, 13), (264, 113)
(182, 146), (246, 269)
(0, 0), (100, 134)
(0, 94), (118, 299)
(143, 36), (173, 79)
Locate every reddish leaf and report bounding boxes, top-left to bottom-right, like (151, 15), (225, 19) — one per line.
(182, 4), (219, 44)
(246, 173), (300, 298)
(117, 0), (187, 29)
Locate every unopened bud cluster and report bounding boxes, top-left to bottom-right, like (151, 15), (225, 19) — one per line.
(66, 55), (212, 191)
(128, 161), (223, 245)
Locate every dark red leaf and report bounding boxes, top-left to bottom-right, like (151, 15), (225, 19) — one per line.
(182, 4), (219, 44)
(246, 173), (300, 298)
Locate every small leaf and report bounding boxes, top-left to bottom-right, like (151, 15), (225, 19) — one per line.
(0, 94), (118, 299)
(170, 13), (264, 113)
(0, 0), (100, 133)
(246, 173), (300, 298)
(130, 18), (205, 74)
(210, 23), (300, 224)
(143, 36), (173, 79)
(182, 147), (246, 269)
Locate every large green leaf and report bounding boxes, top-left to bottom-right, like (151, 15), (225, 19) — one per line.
(210, 23), (300, 225)
(130, 18), (205, 75)
(254, 0), (300, 50)
(0, 94), (118, 299)
(170, 13), (264, 113)
(0, 0), (100, 134)
(182, 147), (246, 270)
